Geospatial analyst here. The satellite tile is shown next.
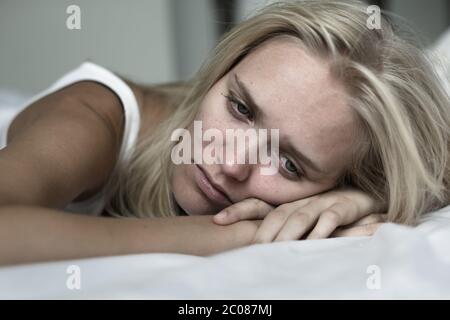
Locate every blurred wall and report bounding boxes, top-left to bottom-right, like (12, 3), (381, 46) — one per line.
(1, 0), (449, 95)
(235, 0), (450, 46)
(0, 0), (178, 94)
(235, 0), (275, 22)
(171, 0), (219, 80)
(389, 0), (449, 45)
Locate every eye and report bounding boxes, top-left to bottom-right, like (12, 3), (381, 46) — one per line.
(223, 92), (253, 121)
(280, 155), (302, 179)
(236, 103), (251, 116)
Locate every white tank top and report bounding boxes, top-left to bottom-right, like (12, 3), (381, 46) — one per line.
(0, 62), (141, 216)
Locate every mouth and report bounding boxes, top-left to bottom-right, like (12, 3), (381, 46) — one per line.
(195, 164), (232, 206)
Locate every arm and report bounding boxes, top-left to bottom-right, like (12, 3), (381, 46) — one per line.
(0, 205), (259, 266)
(0, 79), (256, 266)
(1, 81), (126, 209)
(213, 189), (388, 241)
(0, 80), (246, 266)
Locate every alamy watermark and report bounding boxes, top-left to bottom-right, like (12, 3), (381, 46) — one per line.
(171, 121), (280, 176)
(366, 5), (381, 30)
(66, 5), (81, 30)
(66, 265), (81, 290)
(366, 264), (382, 290)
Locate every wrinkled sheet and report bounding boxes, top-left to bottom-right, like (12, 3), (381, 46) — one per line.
(0, 204), (449, 299)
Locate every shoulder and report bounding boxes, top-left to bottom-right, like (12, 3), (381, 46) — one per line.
(125, 80), (187, 138)
(9, 81), (130, 152)
(2, 81), (130, 208)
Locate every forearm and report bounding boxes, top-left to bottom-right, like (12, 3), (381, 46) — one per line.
(0, 205), (258, 266)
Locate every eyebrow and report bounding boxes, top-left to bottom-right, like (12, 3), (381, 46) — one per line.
(232, 72), (327, 176)
(232, 73), (266, 120)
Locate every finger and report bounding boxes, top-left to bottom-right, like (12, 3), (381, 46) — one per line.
(331, 223), (384, 238)
(306, 208), (343, 240)
(272, 197), (342, 242)
(273, 210), (318, 241)
(328, 188), (385, 225)
(251, 206), (293, 244)
(348, 213), (387, 227)
(306, 200), (365, 239)
(254, 198), (326, 243)
(213, 198), (273, 225)
(332, 188), (385, 217)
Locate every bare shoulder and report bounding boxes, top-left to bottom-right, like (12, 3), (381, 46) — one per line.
(9, 81), (128, 146)
(1, 81), (134, 208)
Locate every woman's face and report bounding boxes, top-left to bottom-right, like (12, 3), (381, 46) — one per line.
(172, 37), (359, 215)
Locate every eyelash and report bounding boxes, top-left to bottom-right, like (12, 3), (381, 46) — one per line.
(223, 91), (304, 181)
(280, 155), (303, 180)
(223, 92), (254, 122)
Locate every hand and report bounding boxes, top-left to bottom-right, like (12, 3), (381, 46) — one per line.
(212, 188), (387, 243)
(330, 213), (387, 237)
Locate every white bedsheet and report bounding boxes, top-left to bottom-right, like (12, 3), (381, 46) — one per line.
(0, 204), (449, 299)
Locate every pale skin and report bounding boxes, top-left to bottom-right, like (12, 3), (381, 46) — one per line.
(0, 37), (385, 266)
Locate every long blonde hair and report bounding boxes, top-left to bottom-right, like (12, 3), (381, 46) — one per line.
(105, 0), (450, 226)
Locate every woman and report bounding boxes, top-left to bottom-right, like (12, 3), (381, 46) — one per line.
(0, 0), (449, 266)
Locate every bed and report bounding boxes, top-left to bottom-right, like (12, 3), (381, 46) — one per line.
(0, 204), (449, 299)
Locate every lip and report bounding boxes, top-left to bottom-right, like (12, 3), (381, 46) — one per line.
(195, 165), (232, 206)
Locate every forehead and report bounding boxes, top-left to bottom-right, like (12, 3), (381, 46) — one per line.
(230, 37), (357, 173)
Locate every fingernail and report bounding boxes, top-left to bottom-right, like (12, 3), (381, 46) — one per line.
(215, 211), (228, 219)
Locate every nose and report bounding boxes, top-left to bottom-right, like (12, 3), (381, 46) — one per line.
(220, 161), (251, 182)
(215, 127), (258, 182)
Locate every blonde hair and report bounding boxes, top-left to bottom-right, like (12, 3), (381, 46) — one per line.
(105, 0), (450, 226)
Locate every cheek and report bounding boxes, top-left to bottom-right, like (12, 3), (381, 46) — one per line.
(196, 81), (235, 129)
(171, 165), (189, 207)
(171, 165), (196, 213)
(248, 175), (334, 205)
(197, 99), (229, 130)
(171, 164), (213, 215)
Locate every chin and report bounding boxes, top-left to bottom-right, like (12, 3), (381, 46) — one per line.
(171, 175), (214, 216)
(173, 180), (225, 216)
(173, 191), (217, 216)
(172, 164), (224, 216)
